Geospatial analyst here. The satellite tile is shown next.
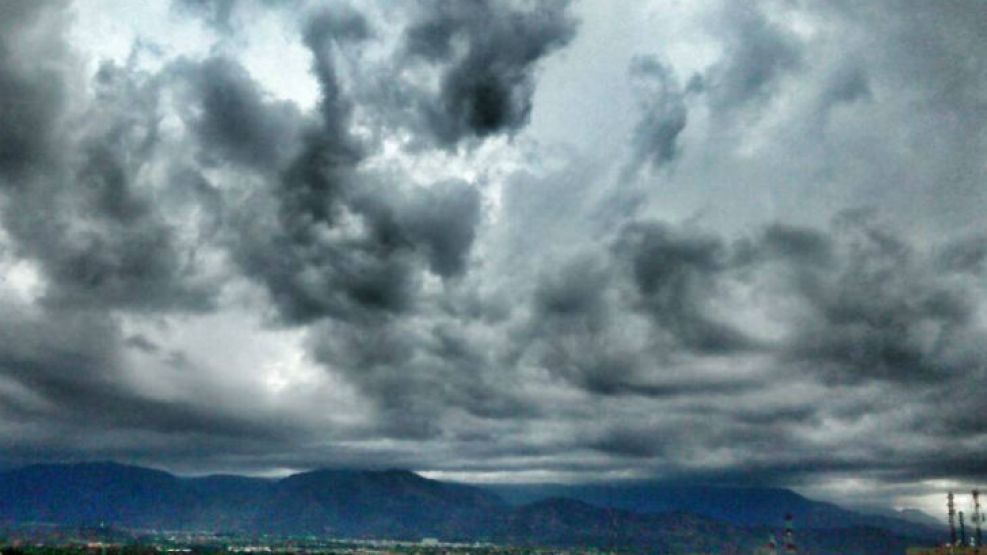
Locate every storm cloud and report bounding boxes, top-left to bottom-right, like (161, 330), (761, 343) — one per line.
(400, 0), (576, 145)
(0, 0), (985, 515)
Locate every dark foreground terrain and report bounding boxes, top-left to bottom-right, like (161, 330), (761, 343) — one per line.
(1, 534), (603, 555)
(0, 463), (941, 555)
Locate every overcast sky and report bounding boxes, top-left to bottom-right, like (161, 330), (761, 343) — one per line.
(1, 0), (986, 516)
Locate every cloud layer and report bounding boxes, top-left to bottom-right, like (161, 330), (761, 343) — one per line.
(1, 0), (986, 511)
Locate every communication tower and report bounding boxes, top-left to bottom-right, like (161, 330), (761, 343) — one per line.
(961, 511), (968, 547)
(951, 492), (958, 546)
(974, 490), (983, 548)
(783, 513), (798, 555)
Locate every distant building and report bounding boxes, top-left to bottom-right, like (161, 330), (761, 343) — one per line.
(908, 548), (982, 555)
(753, 534), (778, 555)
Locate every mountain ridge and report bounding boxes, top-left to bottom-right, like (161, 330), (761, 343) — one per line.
(482, 480), (945, 538)
(0, 462), (940, 554)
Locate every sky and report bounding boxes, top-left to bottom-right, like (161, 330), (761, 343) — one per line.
(0, 0), (986, 517)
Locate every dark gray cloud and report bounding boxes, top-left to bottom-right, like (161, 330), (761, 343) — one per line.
(225, 140), (483, 324)
(174, 57), (304, 169)
(302, 6), (369, 138)
(521, 254), (635, 395)
(0, 1), (70, 184)
(0, 4), (216, 312)
(396, 180), (483, 278)
(703, 2), (802, 114)
(614, 221), (757, 355)
(310, 315), (536, 441)
(2, 57), (216, 312)
(623, 56), (690, 178)
(398, 0), (576, 146)
(165, 16), (488, 325)
(0, 0), (290, 465)
(0, 303), (292, 448)
(774, 214), (981, 385)
(937, 233), (987, 275)
(619, 1), (801, 181)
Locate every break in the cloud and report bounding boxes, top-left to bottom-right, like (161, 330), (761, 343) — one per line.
(1, 0), (986, 513)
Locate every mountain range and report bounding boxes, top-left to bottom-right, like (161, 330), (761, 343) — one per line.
(0, 462), (943, 554)
(486, 481), (946, 538)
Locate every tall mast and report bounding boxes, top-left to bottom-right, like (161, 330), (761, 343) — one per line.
(961, 511), (968, 547)
(974, 490), (983, 548)
(783, 513), (797, 555)
(950, 492), (958, 546)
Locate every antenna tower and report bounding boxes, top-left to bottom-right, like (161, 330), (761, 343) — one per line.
(974, 490), (983, 548)
(950, 492), (958, 546)
(961, 511), (968, 547)
(783, 513), (798, 555)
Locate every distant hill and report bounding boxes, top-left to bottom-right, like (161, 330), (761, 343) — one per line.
(0, 462), (940, 554)
(497, 497), (761, 553)
(483, 481), (944, 540)
(850, 505), (945, 531)
(0, 462), (195, 529)
(256, 468), (505, 539)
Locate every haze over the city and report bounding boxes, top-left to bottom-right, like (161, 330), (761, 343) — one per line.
(1, 0), (985, 521)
